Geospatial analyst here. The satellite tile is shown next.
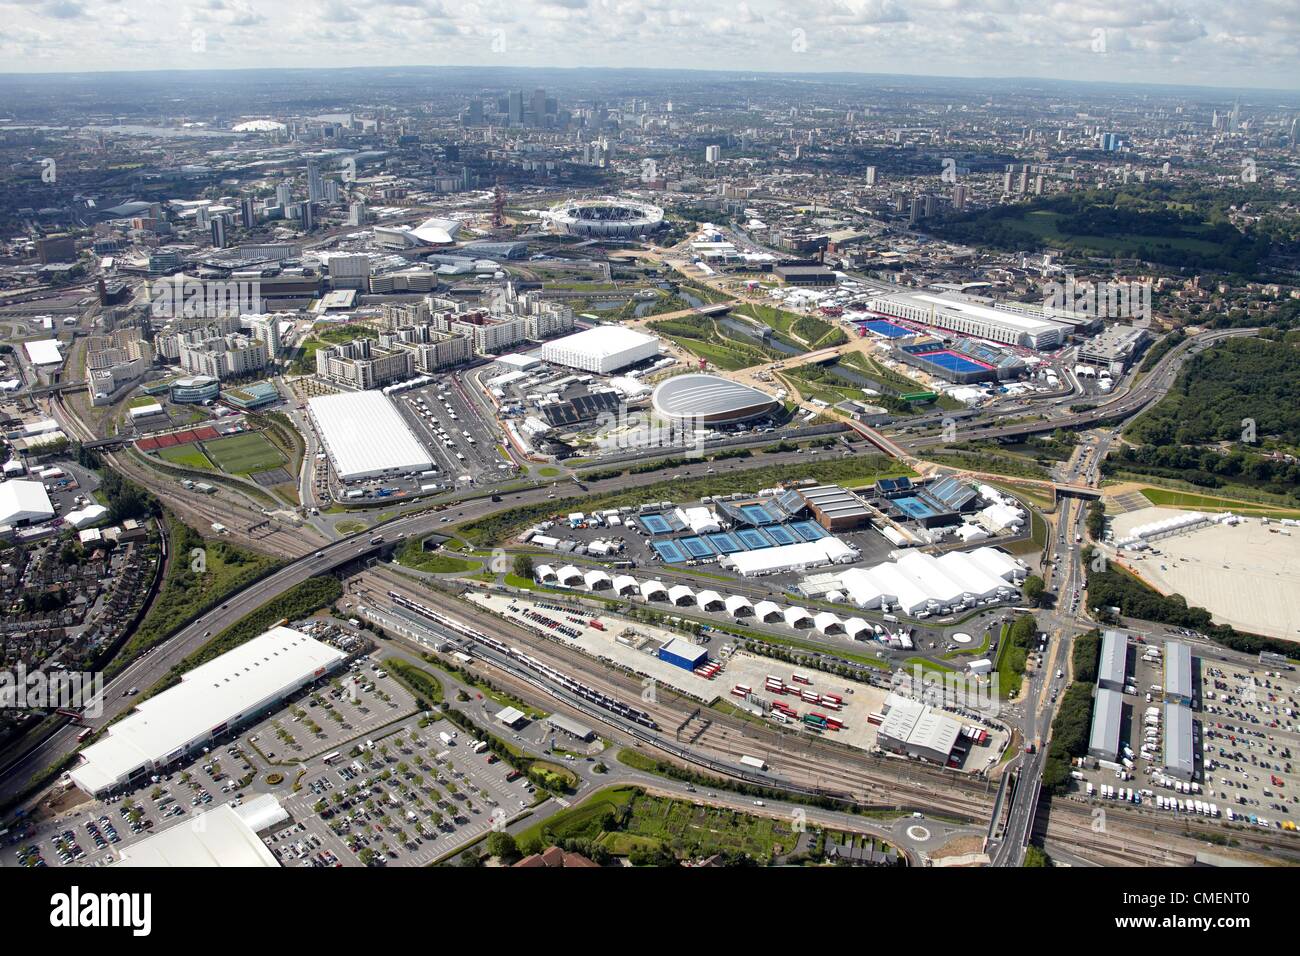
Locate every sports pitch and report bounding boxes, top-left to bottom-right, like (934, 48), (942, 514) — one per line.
(156, 442), (213, 470)
(203, 432), (285, 475)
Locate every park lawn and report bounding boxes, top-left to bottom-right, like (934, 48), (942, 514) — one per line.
(536, 466), (562, 478)
(597, 832), (663, 856)
(1138, 487), (1300, 520)
(204, 431), (285, 474)
(157, 442), (214, 470)
(993, 623), (1026, 700)
(515, 785), (639, 846)
(396, 539), (479, 574)
(658, 331), (762, 370)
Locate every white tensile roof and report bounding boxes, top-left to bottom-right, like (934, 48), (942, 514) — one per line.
(695, 589), (724, 609)
(724, 595), (753, 617)
(611, 574), (639, 594)
(667, 584), (695, 604)
(813, 611), (843, 633)
(639, 579), (668, 598)
(754, 600), (782, 621)
(843, 618), (873, 639)
(783, 606), (813, 627)
(555, 565), (583, 584)
(726, 537), (855, 576)
(583, 569), (611, 588)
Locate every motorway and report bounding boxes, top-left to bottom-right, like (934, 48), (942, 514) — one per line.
(2, 312), (1260, 861)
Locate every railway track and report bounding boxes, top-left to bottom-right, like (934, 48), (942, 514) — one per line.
(366, 570), (997, 822)
(1039, 795), (1300, 866)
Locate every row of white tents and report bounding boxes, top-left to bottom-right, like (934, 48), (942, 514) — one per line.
(837, 547), (1026, 617)
(532, 564), (878, 638)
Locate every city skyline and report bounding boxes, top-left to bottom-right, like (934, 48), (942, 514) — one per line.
(0, 0), (1297, 91)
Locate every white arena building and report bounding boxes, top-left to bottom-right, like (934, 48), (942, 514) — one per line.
(547, 197), (665, 238)
(540, 326), (660, 374)
(868, 291), (1066, 350)
(69, 626), (347, 796)
(308, 391), (434, 481)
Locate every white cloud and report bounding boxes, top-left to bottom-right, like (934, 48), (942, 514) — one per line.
(0, 0), (1292, 87)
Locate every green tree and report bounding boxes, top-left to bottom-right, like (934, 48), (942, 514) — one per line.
(512, 553), (534, 579)
(485, 831), (520, 862)
(1022, 575), (1046, 607)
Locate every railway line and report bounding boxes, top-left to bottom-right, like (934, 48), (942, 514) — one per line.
(1039, 794), (1300, 866)
(365, 569), (996, 822)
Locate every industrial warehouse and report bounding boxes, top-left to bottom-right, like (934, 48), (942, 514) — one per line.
(68, 627), (347, 796)
(308, 390), (435, 481)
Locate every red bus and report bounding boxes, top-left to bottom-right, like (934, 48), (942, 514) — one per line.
(76, 727), (93, 743)
(731, 685), (752, 698)
(791, 673), (812, 686)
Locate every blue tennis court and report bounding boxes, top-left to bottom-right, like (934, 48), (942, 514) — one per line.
(893, 495), (939, 519)
(651, 540), (687, 562)
(740, 503), (777, 525)
(792, 520), (828, 541)
(640, 514), (673, 534)
(679, 536), (715, 558)
(858, 318), (914, 339)
(705, 533), (744, 554)
(914, 349), (993, 375)
(764, 525), (797, 545)
(735, 527), (773, 550)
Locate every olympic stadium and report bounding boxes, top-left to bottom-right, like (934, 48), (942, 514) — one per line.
(547, 197), (665, 238)
(651, 374), (780, 425)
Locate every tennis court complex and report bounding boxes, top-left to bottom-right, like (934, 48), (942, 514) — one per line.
(639, 514), (674, 535)
(650, 518), (835, 563)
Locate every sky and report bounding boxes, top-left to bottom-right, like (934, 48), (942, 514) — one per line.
(0, 0), (1297, 91)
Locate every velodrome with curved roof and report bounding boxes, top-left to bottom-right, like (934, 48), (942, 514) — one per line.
(651, 373), (779, 424)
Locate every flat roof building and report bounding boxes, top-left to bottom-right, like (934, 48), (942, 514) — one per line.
(1088, 687), (1124, 761)
(1163, 641), (1194, 705)
(308, 391), (434, 481)
(658, 637), (708, 671)
(799, 484), (873, 531)
(69, 627), (346, 795)
(876, 694), (962, 764)
(1098, 630), (1128, 692)
(1164, 701), (1196, 781)
(546, 714), (594, 741)
(116, 795), (287, 867)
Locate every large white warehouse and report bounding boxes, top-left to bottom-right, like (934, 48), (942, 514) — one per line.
(69, 627), (347, 796)
(0, 479), (55, 527)
(308, 390), (434, 481)
(540, 326), (660, 374)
